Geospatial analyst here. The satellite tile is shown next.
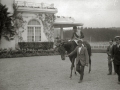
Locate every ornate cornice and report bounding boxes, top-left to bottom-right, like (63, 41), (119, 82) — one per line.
(17, 7), (58, 14)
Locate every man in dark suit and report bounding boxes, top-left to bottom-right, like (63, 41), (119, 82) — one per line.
(107, 39), (115, 75)
(111, 36), (120, 84)
(68, 39), (89, 83)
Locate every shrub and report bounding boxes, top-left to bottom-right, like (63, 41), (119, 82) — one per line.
(18, 42), (54, 50)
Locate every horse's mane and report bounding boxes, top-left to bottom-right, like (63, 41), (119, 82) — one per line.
(62, 40), (77, 54)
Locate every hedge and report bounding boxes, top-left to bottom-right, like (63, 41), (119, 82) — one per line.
(18, 42), (54, 50)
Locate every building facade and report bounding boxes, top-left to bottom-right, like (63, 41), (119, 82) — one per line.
(0, 0), (57, 49)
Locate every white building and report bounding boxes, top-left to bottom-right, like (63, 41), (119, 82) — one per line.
(0, 0), (83, 50)
(0, 0), (57, 49)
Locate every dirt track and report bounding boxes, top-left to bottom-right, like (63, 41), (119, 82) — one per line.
(0, 53), (120, 90)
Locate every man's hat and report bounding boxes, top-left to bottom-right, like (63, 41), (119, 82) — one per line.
(77, 39), (83, 43)
(109, 39), (113, 42)
(114, 36), (120, 40)
(73, 26), (77, 30)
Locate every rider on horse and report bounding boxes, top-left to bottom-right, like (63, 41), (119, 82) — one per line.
(71, 26), (84, 45)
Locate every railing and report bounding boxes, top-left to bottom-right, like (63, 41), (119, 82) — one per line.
(91, 45), (108, 49)
(14, 1), (55, 9)
(90, 42), (108, 50)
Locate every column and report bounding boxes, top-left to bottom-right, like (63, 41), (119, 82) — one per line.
(60, 27), (63, 39)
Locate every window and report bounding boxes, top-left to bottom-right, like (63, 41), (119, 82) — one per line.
(27, 19), (41, 42)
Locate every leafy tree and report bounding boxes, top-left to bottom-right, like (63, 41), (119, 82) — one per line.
(0, 3), (15, 41)
(12, 3), (27, 42)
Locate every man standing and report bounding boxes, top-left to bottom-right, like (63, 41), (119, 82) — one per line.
(111, 36), (120, 84)
(68, 39), (89, 83)
(107, 39), (115, 75)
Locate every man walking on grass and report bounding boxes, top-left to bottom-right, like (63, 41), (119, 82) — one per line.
(68, 39), (89, 83)
(107, 39), (116, 75)
(111, 36), (120, 84)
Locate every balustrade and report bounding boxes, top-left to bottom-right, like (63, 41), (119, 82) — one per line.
(15, 1), (55, 9)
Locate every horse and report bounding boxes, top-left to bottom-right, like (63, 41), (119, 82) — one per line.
(55, 40), (92, 79)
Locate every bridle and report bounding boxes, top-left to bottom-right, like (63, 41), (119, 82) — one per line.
(57, 43), (66, 54)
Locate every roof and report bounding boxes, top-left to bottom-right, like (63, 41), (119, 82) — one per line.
(53, 16), (83, 28)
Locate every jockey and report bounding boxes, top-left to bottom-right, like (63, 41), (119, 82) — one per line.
(71, 26), (84, 45)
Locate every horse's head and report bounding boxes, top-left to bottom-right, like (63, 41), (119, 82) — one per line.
(54, 41), (66, 60)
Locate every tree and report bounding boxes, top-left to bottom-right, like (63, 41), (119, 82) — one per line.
(12, 3), (26, 42)
(0, 3), (15, 41)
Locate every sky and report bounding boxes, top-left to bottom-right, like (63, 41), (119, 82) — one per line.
(18, 0), (120, 27)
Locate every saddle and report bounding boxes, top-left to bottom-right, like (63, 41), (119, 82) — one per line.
(68, 39), (84, 46)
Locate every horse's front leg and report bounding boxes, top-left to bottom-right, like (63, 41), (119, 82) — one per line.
(73, 59), (77, 75)
(70, 58), (75, 79)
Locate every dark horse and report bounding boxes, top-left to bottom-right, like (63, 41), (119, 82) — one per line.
(55, 40), (92, 78)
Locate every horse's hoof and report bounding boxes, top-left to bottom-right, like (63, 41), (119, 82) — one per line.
(69, 76), (72, 79)
(75, 72), (77, 75)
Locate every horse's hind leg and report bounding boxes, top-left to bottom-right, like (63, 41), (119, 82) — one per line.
(70, 64), (73, 79)
(89, 58), (91, 73)
(74, 66), (77, 75)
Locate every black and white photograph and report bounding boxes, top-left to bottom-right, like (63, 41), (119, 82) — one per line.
(0, 0), (120, 90)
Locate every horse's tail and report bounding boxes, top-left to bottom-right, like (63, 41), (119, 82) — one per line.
(83, 41), (92, 56)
